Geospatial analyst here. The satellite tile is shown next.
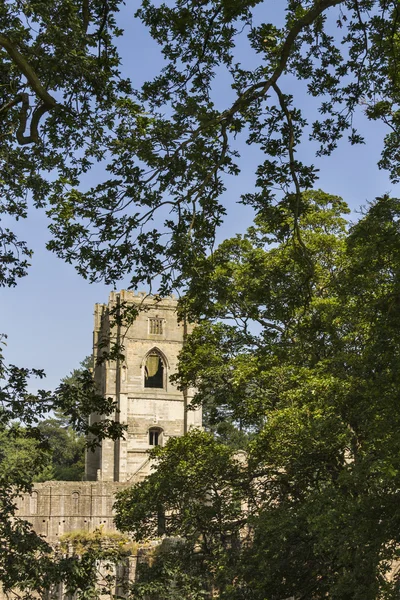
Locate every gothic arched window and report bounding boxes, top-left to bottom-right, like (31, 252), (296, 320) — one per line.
(144, 351), (165, 389)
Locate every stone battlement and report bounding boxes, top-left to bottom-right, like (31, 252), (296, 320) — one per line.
(108, 289), (177, 305)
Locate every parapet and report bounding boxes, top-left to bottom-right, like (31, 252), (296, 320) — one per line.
(108, 290), (178, 306)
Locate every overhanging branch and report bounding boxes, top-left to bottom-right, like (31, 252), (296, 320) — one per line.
(220, 0), (344, 123)
(0, 34), (58, 144)
(0, 92), (54, 145)
(0, 34), (57, 108)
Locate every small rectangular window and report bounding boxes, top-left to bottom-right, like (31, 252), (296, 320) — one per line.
(149, 430), (159, 446)
(149, 318), (163, 335)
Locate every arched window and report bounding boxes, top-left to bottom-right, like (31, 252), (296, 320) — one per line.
(72, 492), (80, 515)
(144, 351), (165, 389)
(30, 491), (38, 514)
(149, 427), (163, 446)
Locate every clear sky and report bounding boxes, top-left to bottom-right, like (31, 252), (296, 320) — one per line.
(1, 2), (398, 390)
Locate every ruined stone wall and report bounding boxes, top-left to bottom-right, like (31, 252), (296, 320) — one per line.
(15, 292), (201, 543)
(8, 480), (146, 600)
(15, 481), (127, 544)
(5, 292), (202, 599)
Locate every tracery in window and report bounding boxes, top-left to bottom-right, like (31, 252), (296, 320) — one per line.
(144, 351), (164, 388)
(149, 318), (163, 335)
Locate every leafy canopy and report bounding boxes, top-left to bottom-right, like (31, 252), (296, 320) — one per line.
(3, 1), (400, 598)
(116, 192), (400, 599)
(2, 1), (400, 292)
(0, 341), (124, 597)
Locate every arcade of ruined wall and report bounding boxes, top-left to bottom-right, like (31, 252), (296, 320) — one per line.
(14, 481), (123, 543)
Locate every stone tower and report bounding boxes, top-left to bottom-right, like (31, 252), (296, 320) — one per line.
(86, 291), (201, 483)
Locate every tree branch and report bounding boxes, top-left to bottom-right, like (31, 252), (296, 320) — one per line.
(0, 35), (58, 144)
(272, 81), (315, 290)
(220, 0), (344, 123)
(1, 92), (54, 145)
(150, 0), (344, 205)
(18, 101), (52, 145)
(272, 83), (302, 219)
(82, 0), (90, 33)
(0, 34), (57, 109)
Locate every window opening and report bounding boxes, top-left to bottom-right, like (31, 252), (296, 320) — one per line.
(149, 429), (159, 446)
(30, 491), (38, 514)
(72, 492), (80, 515)
(144, 352), (164, 388)
(149, 318), (163, 335)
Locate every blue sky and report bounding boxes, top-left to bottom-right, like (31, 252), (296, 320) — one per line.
(1, 1), (398, 390)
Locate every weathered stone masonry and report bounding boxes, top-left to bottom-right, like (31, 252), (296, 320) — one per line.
(16, 481), (122, 541)
(16, 291), (202, 544)
(87, 290), (201, 484)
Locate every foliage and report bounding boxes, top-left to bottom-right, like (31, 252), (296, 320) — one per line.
(115, 429), (248, 599)
(36, 411), (85, 481)
(0, 426), (53, 487)
(129, 539), (214, 600)
(0, 0), (132, 287)
(36, 357), (94, 481)
(2, 1), (400, 294)
(61, 355), (94, 386)
(43, 0), (400, 293)
(116, 193), (400, 599)
(0, 356), (103, 484)
(59, 527), (136, 556)
(56, 528), (136, 600)
(0, 339), (124, 597)
(4, 0), (400, 597)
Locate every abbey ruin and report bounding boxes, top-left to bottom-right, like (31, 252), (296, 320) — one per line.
(16, 291), (202, 543)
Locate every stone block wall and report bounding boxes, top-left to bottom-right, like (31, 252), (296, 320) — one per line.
(15, 481), (126, 543)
